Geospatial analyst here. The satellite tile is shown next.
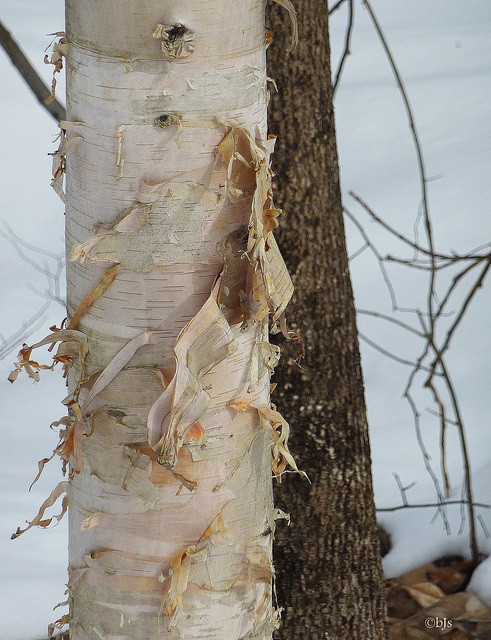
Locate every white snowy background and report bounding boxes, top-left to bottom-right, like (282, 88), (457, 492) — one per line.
(0, 1), (489, 638)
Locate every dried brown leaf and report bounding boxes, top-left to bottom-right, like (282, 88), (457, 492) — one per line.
(426, 556), (475, 594)
(404, 581), (446, 609)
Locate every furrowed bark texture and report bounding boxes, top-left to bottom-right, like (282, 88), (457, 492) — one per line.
(56, 1), (292, 638)
(266, 1), (388, 638)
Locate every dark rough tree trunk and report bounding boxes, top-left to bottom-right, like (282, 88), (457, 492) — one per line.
(266, 1), (388, 638)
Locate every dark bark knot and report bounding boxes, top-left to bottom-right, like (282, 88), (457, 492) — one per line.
(154, 114), (181, 128)
(153, 23), (195, 58)
(166, 24), (188, 42)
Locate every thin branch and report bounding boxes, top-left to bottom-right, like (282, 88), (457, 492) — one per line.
(0, 301), (51, 360)
(0, 225), (65, 361)
(404, 390), (450, 533)
(0, 224), (65, 307)
(348, 241), (369, 261)
(458, 480), (467, 536)
(402, 313), (456, 534)
(357, 309), (424, 338)
(344, 4), (488, 563)
(344, 206), (398, 309)
(392, 472), (416, 506)
(426, 407), (458, 427)
(433, 255), (490, 320)
(1, 222), (62, 260)
(385, 255), (477, 272)
(350, 192), (478, 263)
(358, 332), (431, 370)
(351, 195), (488, 553)
(478, 515), (489, 538)
(426, 257), (491, 384)
(332, 0), (354, 96)
(328, 0), (349, 16)
(385, 251), (490, 273)
(377, 500), (491, 513)
(439, 358), (480, 565)
(413, 300), (480, 564)
(362, 0), (437, 337)
(0, 20), (65, 122)
(426, 378), (450, 498)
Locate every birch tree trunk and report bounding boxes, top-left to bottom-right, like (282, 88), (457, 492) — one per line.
(16, 1), (295, 638)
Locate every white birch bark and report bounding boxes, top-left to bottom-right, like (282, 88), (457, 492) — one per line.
(36, 0), (296, 638)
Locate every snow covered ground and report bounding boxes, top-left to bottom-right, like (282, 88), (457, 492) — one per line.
(0, 1), (489, 638)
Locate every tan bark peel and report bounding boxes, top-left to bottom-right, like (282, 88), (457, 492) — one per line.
(67, 264), (120, 330)
(11, 481), (69, 539)
(44, 32), (67, 105)
(71, 182), (234, 271)
(50, 120), (84, 203)
(217, 125), (293, 323)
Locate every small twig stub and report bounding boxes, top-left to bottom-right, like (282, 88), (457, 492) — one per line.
(153, 23), (195, 58)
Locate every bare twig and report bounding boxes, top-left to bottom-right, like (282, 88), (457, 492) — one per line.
(351, 189), (487, 556)
(362, 0), (436, 330)
(426, 378), (450, 498)
(349, 241), (369, 262)
(0, 224), (65, 362)
(359, 332), (433, 373)
(426, 257), (491, 385)
(0, 301), (51, 360)
(439, 358), (480, 564)
(404, 390), (450, 533)
(433, 255), (490, 319)
(344, 206), (398, 309)
(426, 407), (458, 426)
(329, 0), (349, 16)
(0, 20), (66, 122)
(332, 0), (354, 95)
(350, 192), (486, 265)
(1, 222), (61, 260)
(0, 223), (65, 306)
(357, 309), (424, 338)
(384, 255), (481, 272)
(377, 500), (491, 513)
(334, 0), (487, 564)
(393, 472), (416, 506)
(478, 515), (489, 538)
(350, 175), (488, 561)
(458, 480), (467, 536)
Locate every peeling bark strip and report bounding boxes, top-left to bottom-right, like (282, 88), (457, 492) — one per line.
(10, 1), (296, 638)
